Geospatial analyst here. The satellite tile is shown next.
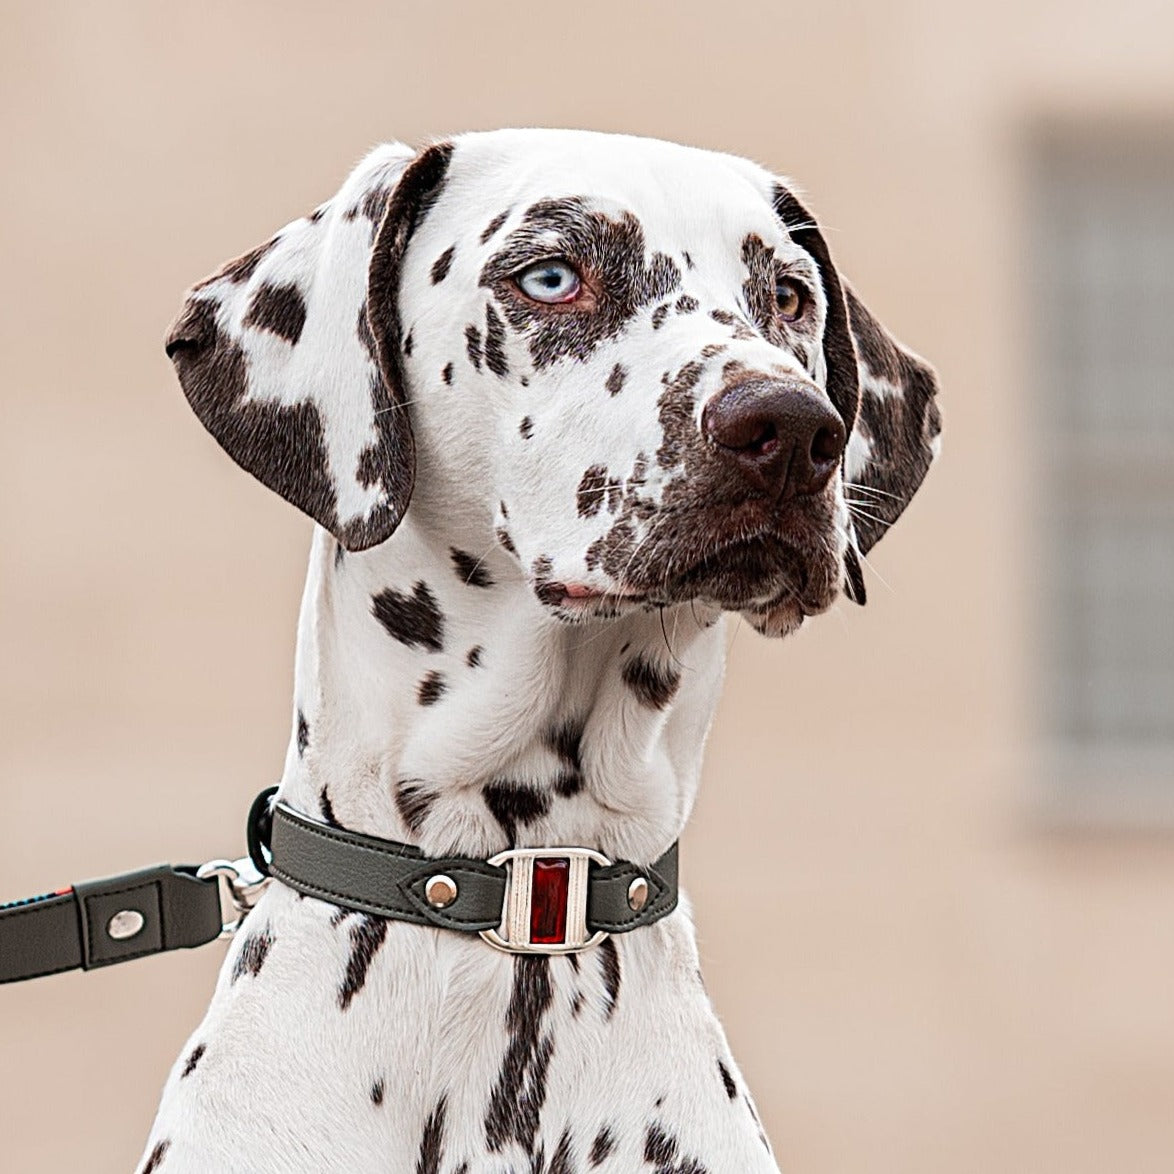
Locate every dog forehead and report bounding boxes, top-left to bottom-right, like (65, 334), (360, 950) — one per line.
(439, 128), (782, 248)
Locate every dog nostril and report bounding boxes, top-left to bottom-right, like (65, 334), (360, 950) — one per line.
(710, 408), (778, 456)
(811, 425), (843, 466)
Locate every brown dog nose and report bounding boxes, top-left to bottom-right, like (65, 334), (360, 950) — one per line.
(702, 377), (846, 499)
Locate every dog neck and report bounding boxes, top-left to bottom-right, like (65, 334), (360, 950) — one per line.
(278, 520), (727, 865)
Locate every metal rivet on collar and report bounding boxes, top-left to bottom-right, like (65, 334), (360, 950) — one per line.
(627, 877), (649, 912)
(106, 909), (145, 941)
(425, 875), (458, 909)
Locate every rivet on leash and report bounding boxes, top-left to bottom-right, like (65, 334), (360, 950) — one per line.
(107, 909), (145, 941)
(425, 875), (458, 909)
(627, 877), (649, 912)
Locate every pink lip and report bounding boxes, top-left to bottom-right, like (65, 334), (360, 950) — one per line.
(562, 583), (601, 599)
(559, 583), (643, 603)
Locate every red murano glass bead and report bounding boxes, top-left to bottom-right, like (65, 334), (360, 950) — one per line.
(530, 857), (569, 945)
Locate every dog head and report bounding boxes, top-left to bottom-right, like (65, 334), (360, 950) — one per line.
(167, 130), (940, 636)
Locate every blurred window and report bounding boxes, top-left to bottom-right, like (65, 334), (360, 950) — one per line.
(1034, 129), (1174, 798)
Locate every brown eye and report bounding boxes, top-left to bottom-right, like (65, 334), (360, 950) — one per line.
(775, 279), (806, 322)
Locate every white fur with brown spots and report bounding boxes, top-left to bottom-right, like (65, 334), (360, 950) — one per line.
(143, 129), (940, 1172)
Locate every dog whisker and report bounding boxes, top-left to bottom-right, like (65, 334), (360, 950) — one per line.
(837, 520), (895, 596)
(843, 481), (905, 502)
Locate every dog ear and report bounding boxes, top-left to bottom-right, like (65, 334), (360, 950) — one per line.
(166, 141), (454, 552)
(772, 184), (942, 603)
(839, 286), (942, 561)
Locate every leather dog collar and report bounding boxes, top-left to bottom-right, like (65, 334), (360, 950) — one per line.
(0, 787), (678, 983)
(262, 793), (679, 955)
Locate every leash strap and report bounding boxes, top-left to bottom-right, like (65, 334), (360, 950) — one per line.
(0, 865), (224, 984)
(0, 791), (679, 982)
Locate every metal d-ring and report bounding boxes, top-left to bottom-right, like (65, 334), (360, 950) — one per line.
(196, 856), (271, 939)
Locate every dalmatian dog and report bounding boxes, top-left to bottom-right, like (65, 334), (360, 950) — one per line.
(145, 129), (940, 1173)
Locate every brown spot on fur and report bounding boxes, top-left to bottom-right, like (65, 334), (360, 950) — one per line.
(371, 581), (444, 652)
(430, 245), (455, 284)
(416, 1095), (448, 1174)
(480, 209), (510, 243)
(718, 1059), (737, 1099)
(740, 233), (778, 333)
(417, 670), (446, 706)
(351, 184), (393, 226)
(621, 653), (680, 709)
(194, 238), (276, 288)
(599, 936), (621, 1018)
(548, 1130), (575, 1174)
(465, 323), (483, 370)
(395, 780), (435, 834)
(140, 1140), (170, 1173)
(710, 306), (758, 341)
(338, 915), (389, 1009)
(180, 1044), (205, 1079)
(590, 1127), (616, 1166)
(656, 360), (705, 470)
(577, 464), (609, 518)
(483, 781), (551, 845)
(531, 554), (563, 607)
(484, 303), (508, 376)
(721, 358), (753, 383)
(230, 927), (272, 982)
(451, 547), (494, 588)
(644, 1123), (709, 1173)
(484, 958), (555, 1154)
(319, 786), (340, 827)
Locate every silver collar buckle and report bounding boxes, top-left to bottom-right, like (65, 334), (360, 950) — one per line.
(479, 846), (612, 955)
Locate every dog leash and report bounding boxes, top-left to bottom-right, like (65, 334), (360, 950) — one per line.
(0, 788), (678, 983)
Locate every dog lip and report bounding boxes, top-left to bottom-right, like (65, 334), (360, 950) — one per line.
(563, 583), (603, 599)
(554, 582), (646, 605)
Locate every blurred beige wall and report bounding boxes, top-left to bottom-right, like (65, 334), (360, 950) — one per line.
(2, 2), (1172, 1170)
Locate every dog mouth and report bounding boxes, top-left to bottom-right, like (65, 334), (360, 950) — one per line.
(541, 526), (840, 618)
(647, 532), (827, 611)
(536, 579), (648, 613)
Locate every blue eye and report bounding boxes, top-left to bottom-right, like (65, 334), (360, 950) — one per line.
(515, 259), (582, 304)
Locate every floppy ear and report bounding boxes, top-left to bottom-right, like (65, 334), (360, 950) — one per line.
(165, 141), (453, 551)
(772, 184), (942, 603)
(840, 286), (942, 560)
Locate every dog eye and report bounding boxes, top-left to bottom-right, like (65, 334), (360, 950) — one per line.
(775, 279), (807, 322)
(515, 260), (582, 305)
